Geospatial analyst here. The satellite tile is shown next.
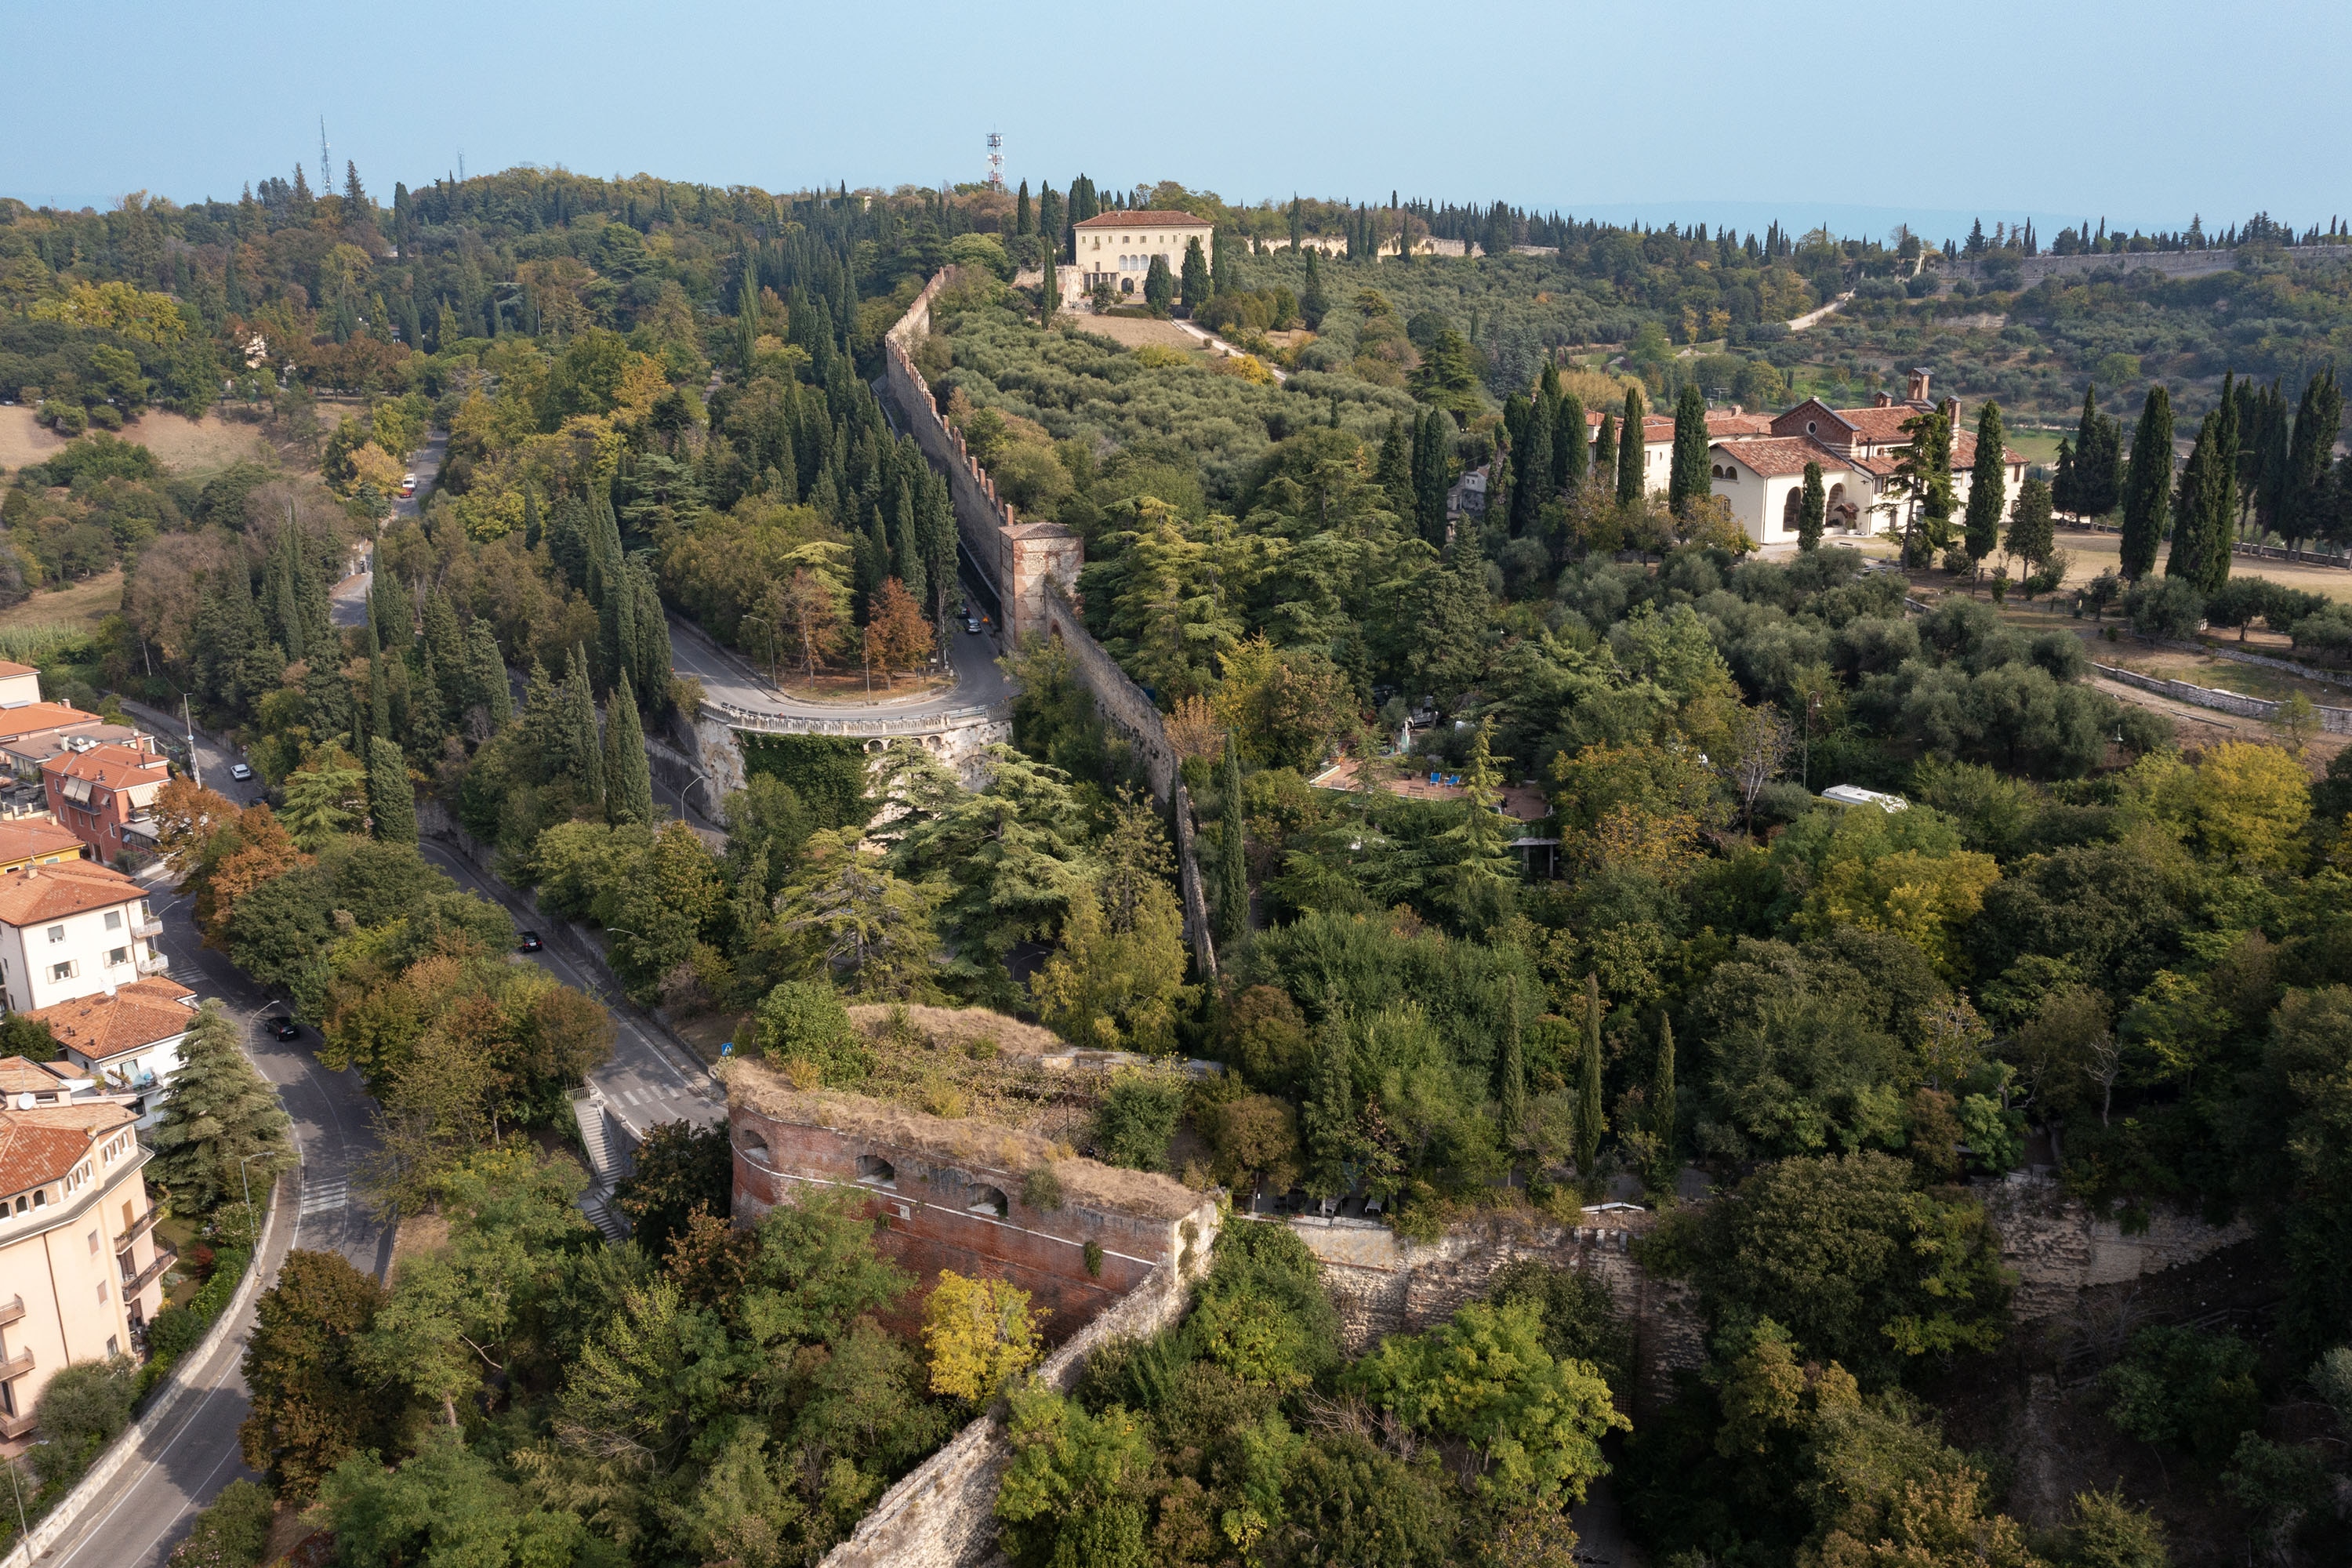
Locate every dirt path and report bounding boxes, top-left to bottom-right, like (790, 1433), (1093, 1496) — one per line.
(2090, 673), (2349, 766)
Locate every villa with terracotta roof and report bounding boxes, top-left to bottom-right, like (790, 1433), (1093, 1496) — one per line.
(0, 860), (167, 1014)
(27, 978), (198, 1127)
(0, 1093), (167, 1436)
(42, 739), (169, 865)
(1071, 209), (1214, 300)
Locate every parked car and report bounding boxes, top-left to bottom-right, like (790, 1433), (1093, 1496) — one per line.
(229, 762), (253, 781)
(517, 931), (543, 953)
(266, 1016), (300, 1040)
(964, 615), (982, 634)
(400, 474), (418, 497)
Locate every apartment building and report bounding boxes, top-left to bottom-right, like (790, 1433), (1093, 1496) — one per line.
(42, 741), (171, 865)
(0, 861), (168, 1014)
(0, 821), (87, 876)
(0, 1088), (168, 1436)
(27, 978), (198, 1128)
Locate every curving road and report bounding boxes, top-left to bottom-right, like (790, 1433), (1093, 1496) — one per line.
(34, 880), (392, 1568)
(667, 593), (1012, 724)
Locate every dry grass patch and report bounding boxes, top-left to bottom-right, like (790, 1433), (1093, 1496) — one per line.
(818, 1003), (1098, 1148)
(0, 407), (269, 474)
(1066, 313), (1196, 351)
(0, 571), (124, 638)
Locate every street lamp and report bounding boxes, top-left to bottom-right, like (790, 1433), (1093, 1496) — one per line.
(234, 1151), (267, 1248)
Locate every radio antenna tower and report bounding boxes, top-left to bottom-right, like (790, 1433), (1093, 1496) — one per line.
(985, 131), (1004, 192)
(319, 118), (332, 194)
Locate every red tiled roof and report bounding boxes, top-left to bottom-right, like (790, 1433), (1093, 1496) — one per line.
(0, 705), (97, 745)
(0, 663), (35, 678)
(0, 1109), (125, 1194)
(0, 859), (143, 927)
(0, 821), (84, 867)
(1713, 437), (1855, 478)
(1832, 405), (1930, 444)
(1708, 412), (1776, 437)
(29, 980), (196, 1062)
(1074, 210), (1214, 230)
(0, 1057), (78, 1096)
(42, 745), (165, 789)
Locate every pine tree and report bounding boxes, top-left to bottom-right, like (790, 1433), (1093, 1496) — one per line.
(1216, 738), (1248, 944)
(150, 1001), (296, 1212)
(464, 620), (510, 731)
(1668, 383), (1711, 512)
(2119, 385), (2172, 579)
(1555, 392), (1586, 493)
(366, 735), (416, 844)
(603, 679), (654, 826)
(408, 637), (448, 758)
(1616, 389), (1644, 505)
(1798, 461), (1826, 550)
(1577, 975), (1606, 1180)
(1962, 400), (2008, 568)
(1413, 409), (1451, 546)
(2006, 476), (2056, 569)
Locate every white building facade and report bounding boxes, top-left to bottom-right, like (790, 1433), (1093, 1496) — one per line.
(0, 862), (167, 1014)
(1073, 210), (1216, 299)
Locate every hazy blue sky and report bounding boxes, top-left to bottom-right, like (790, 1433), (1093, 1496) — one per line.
(5, 0), (2343, 245)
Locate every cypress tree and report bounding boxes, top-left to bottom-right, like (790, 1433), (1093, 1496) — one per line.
(565, 646), (605, 804)
(1216, 738), (1248, 944)
(2203, 372), (2241, 592)
(1593, 412), (1617, 495)
(1413, 409), (1450, 546)
(2118, 385), (2172, 579)
(1179, 238), (1209, 312)
(1962, 400), (2008, 567)
(1616, 390), (1644, 506)
(1512, 394), (1552, 535)
(1668, 383), (1710, 511)
(1039, 252), (1056, 319)
(1300, 248), (1327, 328)
(465, 620), (510, 731)
(1014, 180), (1031, 237)
(1555, 392), (1586, 493)
(366, 735), (416, 844)
(600, 549), (637, 691)
(1143, 254), (1173, 314)
(603, 679), (654, 826)
(1499, 977), (1527, 1142)
(521, 485), (541, 550)
(547, 496), (590, 590)
(2167, 411), (2217, 583)
(1210, 233), (1233, 299)
(2282, 368), (2343, 550)
(1651, 1016), (1676, 1187)
(1577, 975), (1606, 1180)
(891, 478), (925, 609)
(2051, 437), (2078, 518)
(2060, 387), (2097, 516)
(1376, 417), (1414, 518)
(364, 609), (390, 749)
(408, 634), (450, 757)
(632, 567), (671, 716)
(2006, 476), (2056, 569)
(1798, 461), (1826, 550)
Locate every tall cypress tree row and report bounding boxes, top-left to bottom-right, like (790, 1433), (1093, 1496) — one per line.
(364, 608), (390, 750)
(1554, 392), (1585, 493)
(1376, 417), (1414, 518)
(1593, 412), (1617, 496)
(408, 637), (448, 758)
(891, 477), (925, 610)
(1962, 400), (2008, 566)
(1668, 383), (1711, 512)
(603, 679), (654, 826)
(2118, 385), (2172, 579)
(1413, 409), (1450, 547)
(569, 646), (605, 806)
(2167, 411), (2218, 583)
(600, 550), (637, 692)
(1615, 389), (1644, 505)
(631, 567), (670, 716)
(464, 621), (510, 731)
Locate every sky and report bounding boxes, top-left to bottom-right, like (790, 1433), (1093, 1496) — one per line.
(5, 0), (2345, 246)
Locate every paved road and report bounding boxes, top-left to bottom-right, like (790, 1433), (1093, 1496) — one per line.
(36, 883), (391, 1568)
(668, 596), (1011, 724)
(330, 430), (444, 630)
(415, 842), (724, 1138)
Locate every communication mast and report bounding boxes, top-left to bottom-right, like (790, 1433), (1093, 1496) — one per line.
(319, 118), (332, 194)
(985, 132), (1004, 192)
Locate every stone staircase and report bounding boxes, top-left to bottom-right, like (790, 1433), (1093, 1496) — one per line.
(568, 1087), (632, 1242)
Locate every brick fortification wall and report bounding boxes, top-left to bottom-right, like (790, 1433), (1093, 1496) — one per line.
(1279, 1210), (1704, 1414)
(883, 272), (1217, 980)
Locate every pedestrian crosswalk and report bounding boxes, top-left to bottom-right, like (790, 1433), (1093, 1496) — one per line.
(299, 1178), (348, 1218)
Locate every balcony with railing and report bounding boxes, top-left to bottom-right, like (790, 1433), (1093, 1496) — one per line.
(0, 1345), (33, 1380)
(0, 1409), (32, 1439)
(113, 1206), (160, 1252)
(122, 1243), (176, 1294)
(0, 1297), (22, 1330)
(131, 913), (164, 940)
(135, 949), (170, 976)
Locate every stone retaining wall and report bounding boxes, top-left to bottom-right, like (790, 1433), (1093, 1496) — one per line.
(1981, 1173), (2256, 1320)
(1277, 1209), (1704, 1414)
(2093, 662), (2352, 733)
(1947, 247), (2350, 286)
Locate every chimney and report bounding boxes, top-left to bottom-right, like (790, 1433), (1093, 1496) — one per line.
(1873, 392), (1893, 408)
(1907, 368), (1931, 404)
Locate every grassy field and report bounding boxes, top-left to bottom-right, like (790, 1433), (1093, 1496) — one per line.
(2047, 526), (2352, 603)
(0, 572), (125, 643)
(0, 407), (270, 474)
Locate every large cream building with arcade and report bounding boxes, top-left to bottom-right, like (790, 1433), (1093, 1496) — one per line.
(1072, 210), (1216, 299)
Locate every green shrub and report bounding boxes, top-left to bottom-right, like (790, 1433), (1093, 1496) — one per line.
(1090, 1072), (1185, 1171)
(31, 1356), (138, 1485)
(755, 981), (867, 1086)
(2101, 1324), (2259, 1463)
(166, 1478), (275, 1568)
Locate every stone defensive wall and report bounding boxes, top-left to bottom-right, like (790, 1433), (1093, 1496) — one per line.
(881, 270), (1218, 978)
(1947, 244), (2349, 287)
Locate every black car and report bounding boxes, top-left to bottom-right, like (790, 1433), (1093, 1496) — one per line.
(266, 1016), (300, 1040)
(518, 931), (544, 953)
